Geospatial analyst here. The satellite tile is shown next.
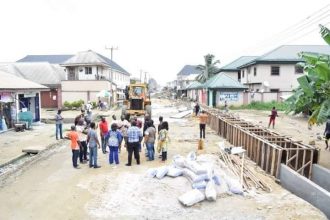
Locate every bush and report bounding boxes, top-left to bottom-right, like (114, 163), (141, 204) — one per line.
(63, 101), (72, 109)
(91, 101), (97, 109)
(63, 100), (85, 109)
(230, 101), (288, 111)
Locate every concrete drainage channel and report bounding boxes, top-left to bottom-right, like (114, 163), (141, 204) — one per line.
(280, 164), (330, 219)
(0, 140), (66, 187)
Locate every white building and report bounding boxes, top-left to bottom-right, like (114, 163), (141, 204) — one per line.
(176, 65), (202, 96)
(238, 45), (330, 92)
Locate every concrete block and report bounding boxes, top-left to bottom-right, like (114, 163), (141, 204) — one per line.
(22, 146), (46, 154)
(280, 164), (330, 219)
(312, 164), (330, 192)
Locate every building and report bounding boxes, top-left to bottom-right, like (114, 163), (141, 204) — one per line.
(176, 65), (202, 97)
(218, 56), (258, 82)
(0, 70), (48, 131)
(0, 62), (66, 108)
(239, 45), (330, 92)
(61, 50), (130, 105)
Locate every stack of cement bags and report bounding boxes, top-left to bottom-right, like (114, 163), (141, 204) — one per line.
(147, 152), (244, 207)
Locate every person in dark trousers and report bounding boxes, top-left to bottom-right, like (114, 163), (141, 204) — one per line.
(268, 107), (278, 129)
(106, 123), (123, 166)
(157, 116), (163, 134)
(324, 117), (330, 150)
(67, 125), (80, 169)
(55, 109), (64, 140)
(194, 102), (200, 116)
(126, 120), (142, 166)
(199, 110), (208, 139)
(76, 120), (88, 163)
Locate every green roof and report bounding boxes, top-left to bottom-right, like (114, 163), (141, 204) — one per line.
(186, 81), (203, 90)
(219, 56), (258, 71)
(201, 73), (247, 89)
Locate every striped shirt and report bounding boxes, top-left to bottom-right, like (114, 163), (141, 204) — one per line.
(127, 126), (142, 143)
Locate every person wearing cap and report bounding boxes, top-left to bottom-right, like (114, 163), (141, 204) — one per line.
(67, 125), (80, 169)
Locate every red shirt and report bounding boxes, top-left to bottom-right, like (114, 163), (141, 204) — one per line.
(99, 121), (109, 135)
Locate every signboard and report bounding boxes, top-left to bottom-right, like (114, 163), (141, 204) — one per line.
(0, 92), (14, 102)
(219, 92), (239, 101)
(24, 92), (36, 98)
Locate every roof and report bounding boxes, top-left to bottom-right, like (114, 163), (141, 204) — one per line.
(0, 70), (48, 90)
(219, 56), (258, 71)
(201, 73), (247, 89)
(0, 63), (66, 87)
(62, 50), (130, 76)
(17, 55), (73, 64)
(240, 45), (330, 68)
(186, 81), (203, 90)
(177, 65), (202, 76)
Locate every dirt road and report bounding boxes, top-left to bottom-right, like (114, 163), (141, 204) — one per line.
(0, 99), (326, 219)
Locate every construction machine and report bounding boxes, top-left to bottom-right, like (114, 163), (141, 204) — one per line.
(122, 83), (151, 118)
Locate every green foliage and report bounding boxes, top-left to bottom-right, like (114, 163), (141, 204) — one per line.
(91, 101), (97, 108)
(286, 24), (330, 125)
(196, 54), (220, 83)
(63, 101), (72, 109)
(230, 101), (288, 111)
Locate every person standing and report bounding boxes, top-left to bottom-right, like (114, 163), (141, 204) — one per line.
(158, 121), (170, 162)
(99, 116), (109, 154)
(157, 116), (163, 134)
(199, 110), (208, 139)
(126, 120), (142, 166)
(67, 125), (80, 169)
(87, 122), (101, 168)
(106, 123), (123, 166)
(268, 107), (278, 129)
(76, 121), (88, 163)
(324, 117), (330, 150)
(144, 120), (156, 161)
(194, 102), (200, 116)
(55, 109), (64, 140)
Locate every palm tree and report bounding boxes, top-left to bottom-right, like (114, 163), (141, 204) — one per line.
(286, 24), (330, 125)
(196, 54), (220, 83)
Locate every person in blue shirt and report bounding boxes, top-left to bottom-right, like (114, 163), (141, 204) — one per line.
(105, 123), (123, 166)
(126, 120), (142, 166)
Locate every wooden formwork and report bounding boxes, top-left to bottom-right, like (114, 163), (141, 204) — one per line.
(202, 105), (319, 179)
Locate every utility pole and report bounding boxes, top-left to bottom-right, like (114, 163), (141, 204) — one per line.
(105, 46), (118, 107)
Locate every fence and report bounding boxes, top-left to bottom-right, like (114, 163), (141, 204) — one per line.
(202, 104), (319, 179)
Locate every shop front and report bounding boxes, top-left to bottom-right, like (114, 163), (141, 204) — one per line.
(0, 92), (16, 131)
(17, 91), (41, 122)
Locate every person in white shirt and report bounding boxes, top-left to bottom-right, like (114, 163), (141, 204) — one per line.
(76, 121), (88, 163)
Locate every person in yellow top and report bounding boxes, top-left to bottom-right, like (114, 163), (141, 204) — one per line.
(199, 110), (208, 139)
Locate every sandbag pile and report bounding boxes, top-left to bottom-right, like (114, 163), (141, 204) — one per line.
(146, 152), (244, 207)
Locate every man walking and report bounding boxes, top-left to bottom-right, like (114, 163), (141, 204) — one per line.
(199, 110), (208, 139)
(194, 102), (200, 116)
(324, 117), (330, 150)
(126, 120), (142, 166)
(99, 116), (109, 154)
(268, 107), (278, 129)
(55, 109), (64, 140)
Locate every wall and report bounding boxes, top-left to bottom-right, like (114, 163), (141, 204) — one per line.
(312, 164), (330, 192)
(280, 164), (330, 219)
(215, 90), (243, 107)
(220, 71), (239, 81)
(240, 64), (303, 91)
(243, 91), (292, 104)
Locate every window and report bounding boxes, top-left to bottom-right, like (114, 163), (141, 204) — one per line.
(247, 67), (251, 74)
(271, 66), (280, 76)
(242, 70), (245, 78)
(270, 89), (279, 92)
(295, 65), (304, 74)
(254, 67), (257, 76)
(85, 67), (92, 75)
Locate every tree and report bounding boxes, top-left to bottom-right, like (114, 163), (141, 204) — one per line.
(286, 24), (330, 125)
(196, 54), (220, 83)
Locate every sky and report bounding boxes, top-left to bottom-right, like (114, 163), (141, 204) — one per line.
(0, 0), (329, 85)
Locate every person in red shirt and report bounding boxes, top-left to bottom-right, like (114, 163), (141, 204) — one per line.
(268, 107), (278, 129)
(67, 125), (80, 169)
(99, 116), (109, 154)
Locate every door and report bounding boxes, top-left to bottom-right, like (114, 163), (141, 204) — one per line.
(35, 93), (40, 121)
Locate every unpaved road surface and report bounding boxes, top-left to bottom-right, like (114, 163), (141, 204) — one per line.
(0, 99), (326, 219)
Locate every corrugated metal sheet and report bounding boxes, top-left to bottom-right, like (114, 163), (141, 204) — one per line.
(0, 70), (48, 90)
(17, 55), (73, 64)
(177, 65), (202, 76)
(202, 73), (246, 89)
(220, 56), (258, 71)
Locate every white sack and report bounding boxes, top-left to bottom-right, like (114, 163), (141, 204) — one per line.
(178, 189), (205, 207)
(186, 151), (197, 161)
(205, 180), (217, 201)
(225, 176), (243, 195)
(156, 166), (169, 179)
(192, 180), (207, 189)
(182, 168), (198, 182)
(147, 168), (157, 178)
(212, 175), (221, 185)
(184, 160), (207, 174)
(173, 155), (186, 168)
(167, 166), (183, 177)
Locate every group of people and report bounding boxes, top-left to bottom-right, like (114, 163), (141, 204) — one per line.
(57, 107), (171, 169)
